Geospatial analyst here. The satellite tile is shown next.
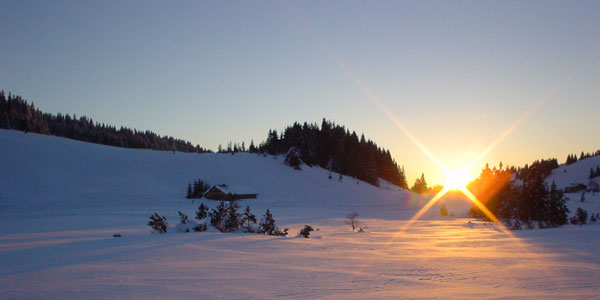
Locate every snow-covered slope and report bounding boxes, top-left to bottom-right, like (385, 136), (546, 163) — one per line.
(1, 129), (599, 300)
(546, 155), (600, 190)
(545, 155), (600, 217)
(0, 129), (470, 233)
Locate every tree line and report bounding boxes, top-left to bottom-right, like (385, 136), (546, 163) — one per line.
(566, 150), (600, 165)
(468, 162), (569, 229)
(0, 91), (210, 153)
(256, 119), (408, 188)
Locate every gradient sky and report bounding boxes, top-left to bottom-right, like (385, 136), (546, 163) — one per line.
(1, 1), (599, 186)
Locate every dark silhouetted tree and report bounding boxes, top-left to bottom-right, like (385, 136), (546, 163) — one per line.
(148, 213), (168, 234)
(299, 225), (314, 238)
(240, 206), (257, 232)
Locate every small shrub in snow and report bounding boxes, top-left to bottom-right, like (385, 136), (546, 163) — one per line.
(240, 206), (257, 233)
(590, 213), (598, 224)
(570, 208), (588, 226)
(178, 211), (189, 224)
(580, 192), (585, 203)
(148, 213), (168, 234)
(193, 223), (207, 232)
(274, 228), (289, 236)
(299, 225), (314, 238)
(439, 204), (448, 217)
(346, 212), (359, 231)
(175, 211), (198, 233)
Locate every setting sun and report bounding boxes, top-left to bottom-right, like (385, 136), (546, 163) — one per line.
(444, 169), (472, 190)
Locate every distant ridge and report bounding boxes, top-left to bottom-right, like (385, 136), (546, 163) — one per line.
(0, 91), (210, 153)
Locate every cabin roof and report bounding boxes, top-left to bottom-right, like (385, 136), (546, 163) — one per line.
(208, 184), (257, 195)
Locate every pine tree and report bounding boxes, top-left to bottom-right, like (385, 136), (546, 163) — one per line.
(284, 146), (302, 170)
(411, 173), (428, 194)
(240, 206), (257, 232)
(148, 213), (168, 234)
(186, 183), (193, 199)
(259, 209), (276, 235)
(192, 180), (199, 198)
(196, 203), (209, 220)
(192, 204), (209, 232)
(223, 201), (240, 232)
(546, 182), (569, 227)
(209, 201), (228, 231)
(178, 211), (189, 224)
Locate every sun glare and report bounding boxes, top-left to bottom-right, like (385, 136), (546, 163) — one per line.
(444, 169), (471, 190)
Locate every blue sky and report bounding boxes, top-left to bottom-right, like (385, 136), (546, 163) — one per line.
(1, 1), (599, 185)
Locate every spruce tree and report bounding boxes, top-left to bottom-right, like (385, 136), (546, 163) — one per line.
(209, 201), (228, 231)
(148, 213), (168, 234)
(240, 206), (257, 232)
(223, 201), (240, 232)
(193, 203), (209, 232)
(259, 209), (276, 235)
(178, 211), (189, 224)
(186, 183), (193, 199)
(192, 180), (199, 198)
(196, 203), (209, 220)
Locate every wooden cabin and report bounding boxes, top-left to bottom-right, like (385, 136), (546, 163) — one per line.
(203, 184), (258, 201)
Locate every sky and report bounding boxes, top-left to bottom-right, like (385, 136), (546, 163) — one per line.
(1, 1), (599, 186)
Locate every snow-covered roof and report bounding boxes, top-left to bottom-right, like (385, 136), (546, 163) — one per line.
(211, 184), (257, 195)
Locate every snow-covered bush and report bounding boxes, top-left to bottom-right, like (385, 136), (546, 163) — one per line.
(175, 211), (198, 233)
(570, 208), (588, 226)
(299, 225), (314, 238)
(148, 213), (168, 234)
(439, 204), (448, 217)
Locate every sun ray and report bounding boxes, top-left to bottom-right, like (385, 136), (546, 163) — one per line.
(459, 187), (501, 225)
(401, 186), (450, 230)
(466, 99), (545, 172)
(297, 12), (546, 235)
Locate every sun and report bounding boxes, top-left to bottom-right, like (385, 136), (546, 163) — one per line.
(444, 168), (471, 190)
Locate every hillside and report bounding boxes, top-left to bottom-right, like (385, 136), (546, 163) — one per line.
(0, 129), (455, 233)
(546, 155), (600, 190)
(1, 129), (599, 299)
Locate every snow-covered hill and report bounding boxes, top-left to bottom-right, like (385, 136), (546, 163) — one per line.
(545, 155), (600, 216)
(1, 129), (599, 299)
(0, 129), (464, 233)
(546, 155), (600, 190)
